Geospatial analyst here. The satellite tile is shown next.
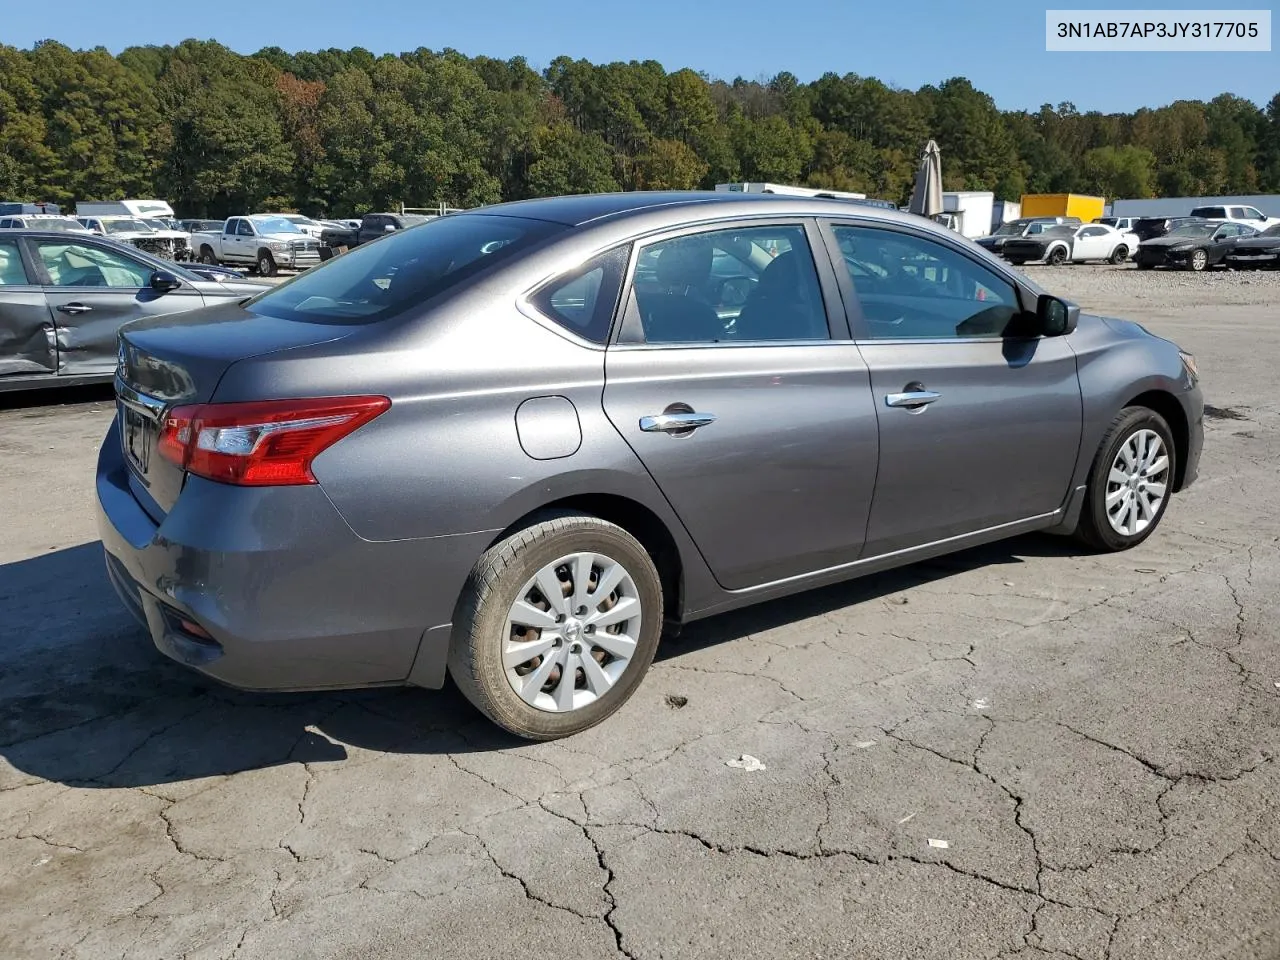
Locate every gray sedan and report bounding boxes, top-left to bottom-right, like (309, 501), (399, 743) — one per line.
(97, 192), (1204, 739)
(0, 230), (268, 391)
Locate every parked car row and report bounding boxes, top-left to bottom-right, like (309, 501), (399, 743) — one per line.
(0, 229), (267, 392)
(972, 213), (1280, 272)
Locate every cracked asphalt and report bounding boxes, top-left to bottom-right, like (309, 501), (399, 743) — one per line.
(2, 267), (1278, 959)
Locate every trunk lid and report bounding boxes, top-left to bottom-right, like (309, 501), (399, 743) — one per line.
(115, 301), (362, 519)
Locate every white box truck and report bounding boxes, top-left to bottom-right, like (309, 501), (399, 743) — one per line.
(715, 183), (867, 200)
(940, 191), (995, 239)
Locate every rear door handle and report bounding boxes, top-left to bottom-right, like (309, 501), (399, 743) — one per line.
(56, 303), (92, 314)
(640, 411), (718, 433)
(885, 390), (941, 408)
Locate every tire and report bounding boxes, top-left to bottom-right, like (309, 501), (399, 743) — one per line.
(1074, 406), (1176, 552)
(448, 512), (664, 740)
(199, 246), (218, 265)
(1187, 249), (1208, 272)
(1109, 245), (1128, 265)
(256, 251), (278, 277)
(1047, 246), (1068, 265)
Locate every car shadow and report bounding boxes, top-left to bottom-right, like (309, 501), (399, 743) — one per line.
(0, 534), (1083, 789)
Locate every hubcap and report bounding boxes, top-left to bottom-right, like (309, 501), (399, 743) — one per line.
(503, 552), (642, 713)
(1105, 429), (1170, 537)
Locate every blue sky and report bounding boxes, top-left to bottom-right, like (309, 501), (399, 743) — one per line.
(5, 0), (1277, 112)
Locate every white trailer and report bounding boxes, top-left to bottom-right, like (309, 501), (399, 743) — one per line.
(715, 183), (867, 200)
(1109, 194), (1280, 219)
(75, 199), (176, 221)
(991, 199), (1021, 230)
(941, 191), (995, 239)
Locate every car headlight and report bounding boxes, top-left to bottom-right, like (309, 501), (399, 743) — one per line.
(269, 241), (289, 251)
(1179, 351), (1199, 382)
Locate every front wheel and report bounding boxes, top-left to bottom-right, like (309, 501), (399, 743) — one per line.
(199, 246), (218, 265)
(1075, 407), (1176, 552)
(256, 252), (278, 277)
(1109, 245), (1128, 265)
(1047, 246), (1068, 265)
(1187, 249), (1208, 272)
(449, 512), (664, 740)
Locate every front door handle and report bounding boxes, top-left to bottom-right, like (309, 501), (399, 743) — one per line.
(885, 390), (941, 408)
(56, 302), (92, 314)
(640, 411), (718, 433)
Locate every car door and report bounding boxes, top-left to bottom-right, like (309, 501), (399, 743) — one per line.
(823, 220), (1082, 557)
(0, 236), (58, 378)
(233, 218), (258, 262)
(602, 219), (880, 591)
(29, 237), (205, 377)
(1073, 226), (1110, 260)
(1208, 223), (1243, 262)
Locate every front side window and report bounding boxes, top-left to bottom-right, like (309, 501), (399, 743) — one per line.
(34, 240), (151, 288)
(249, 213), (563, 324)
(235, 220), (255, 237)
(528, 246), (629, 344)
(622, 224), (829, 344)
(0, 239), (29, 284)
(833, 225), (1021, 339)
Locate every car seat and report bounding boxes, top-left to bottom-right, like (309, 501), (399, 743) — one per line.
(634, 238), (723, 343)
(734, 251), (827, 341)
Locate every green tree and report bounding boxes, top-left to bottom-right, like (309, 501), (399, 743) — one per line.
(525, 122), (618, 197)
(634, 138), (708, 190)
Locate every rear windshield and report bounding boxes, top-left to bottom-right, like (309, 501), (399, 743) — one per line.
(248, 213), (564, 323)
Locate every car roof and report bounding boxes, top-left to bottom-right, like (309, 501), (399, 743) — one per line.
(465, 191), (945, 229)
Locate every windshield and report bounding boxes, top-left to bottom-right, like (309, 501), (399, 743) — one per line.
(134, 203), (171, 215)
(1168, 224), (1217, 238)
(281, 214), (316, 225)
(400, 215), (430, 227)
(1261, 224), (1280, 237)
(251, 217), (304, 235)
(105, 218), (154, 234)
(248, 213), (564, 323)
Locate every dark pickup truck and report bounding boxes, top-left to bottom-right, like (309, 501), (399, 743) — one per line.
(320, 213), (431, 252)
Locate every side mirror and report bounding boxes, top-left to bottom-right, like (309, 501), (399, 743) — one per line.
(1036, 293), (1078, 337)
(385, 224), (397, 232)
(150, 271), (182, 293)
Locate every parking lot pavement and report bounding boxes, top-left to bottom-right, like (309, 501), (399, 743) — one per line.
(2, 269), (1278, 960)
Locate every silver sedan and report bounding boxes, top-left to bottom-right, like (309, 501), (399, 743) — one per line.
(97, 192), (1204, 738)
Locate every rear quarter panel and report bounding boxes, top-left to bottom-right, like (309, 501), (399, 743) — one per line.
(211, 286), (722, 617)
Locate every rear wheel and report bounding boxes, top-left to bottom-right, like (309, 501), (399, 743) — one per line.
(1047, 246), (1068, 265)
(1109, 245), (1128, 264)
(1187, 249), (1208, 272)
(449, 512), (663, 740)
(1075, 407), (1176, 552)
(256, 251), (278, 277)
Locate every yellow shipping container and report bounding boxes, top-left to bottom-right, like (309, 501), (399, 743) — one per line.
(1020, 193), (1106, 222)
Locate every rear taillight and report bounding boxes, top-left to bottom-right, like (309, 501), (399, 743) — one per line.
(157, 396), (390, 486)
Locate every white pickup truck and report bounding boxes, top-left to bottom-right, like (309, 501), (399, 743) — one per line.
(190, 215), (322, 276)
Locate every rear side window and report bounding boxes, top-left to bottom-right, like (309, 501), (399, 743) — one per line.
(1191, 207), (1226, 219)
(528, 246), (629, 344)
(250, 213), (564, 324)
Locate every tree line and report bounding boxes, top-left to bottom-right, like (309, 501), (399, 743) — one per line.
(1, 39), (1278, 218)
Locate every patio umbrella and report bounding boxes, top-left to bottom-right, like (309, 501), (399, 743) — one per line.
(908, 140), (943, 218)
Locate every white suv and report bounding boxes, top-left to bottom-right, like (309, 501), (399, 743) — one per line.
(1189, 204), (1279, 229)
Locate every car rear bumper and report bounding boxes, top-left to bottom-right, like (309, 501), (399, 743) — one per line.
(95, 417), (491, 692)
